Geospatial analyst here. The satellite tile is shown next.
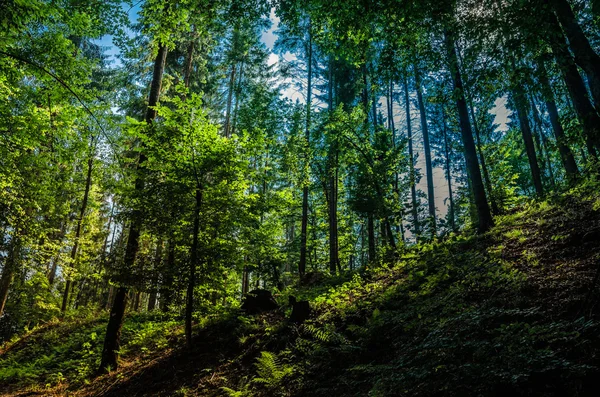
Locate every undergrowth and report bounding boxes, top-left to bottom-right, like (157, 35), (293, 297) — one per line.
(0, 311), (182, 392)
(222, 183), (600, 396)
(3, 183), (600, 396)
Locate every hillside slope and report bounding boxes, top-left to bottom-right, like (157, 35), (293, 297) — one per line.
(3, 186), (600, 396)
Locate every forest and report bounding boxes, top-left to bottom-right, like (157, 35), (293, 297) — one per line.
(2, 0), (600, 395)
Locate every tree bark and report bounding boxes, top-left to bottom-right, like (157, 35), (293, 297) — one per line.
(551, 0), (600, 112)
(414, 66), (436, 236)
(512, 80), (544, 196)
(133, 291), (141, 311)
(327, 162), (339, 274)
(186, 187), (202, 350)
(181, 37), (200, 349)
(367, 213), (375, 261)
(465, 92), (498, 215)
(98, 43), (167, 373)
(327, 59), (339, 275)
(231, 61), (244, 136)
(147, 240), (162, 311)
(388, 81), (402, 241)
(160, 238), (175, 313)
(530, 97), (556, 188)
(444, 30), (493, 233)
(183, 34), (195, 89)
(537, 61), (579, 181)
(455, 43), (499, 214)
(385, 220), (397, 252)
(242, 265), (249, 295)
(546, 12), (600, 156)
(47, 220), (67, 286)
(223, 64), (236, 138)
(363, 65), (379, 255)
(402, 75), (420, 237)
(99, 286), (127, 371)
(442, 109), (456, 232)
(299, 27), (312, 279)
(0, 237), (19, 315)
(62, 145), (94, 312)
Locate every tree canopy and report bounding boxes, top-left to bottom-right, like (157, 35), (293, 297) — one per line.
(2, 0), (600, 394)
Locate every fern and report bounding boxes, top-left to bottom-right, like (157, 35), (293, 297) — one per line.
(252, 351), (293, 391)
(303, 323), (344, 344)
(220, 386), (252, 397)
(294, 337), (321, 354)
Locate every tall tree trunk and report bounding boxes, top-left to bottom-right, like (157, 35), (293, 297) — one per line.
(530, 97), (556, 188)
(444, 30), (493, 233)
(360, 223), (366, 266)
(47, 254), (60, 286)
(183, 34), (195, 89)
(99, 43), (167, 373)
(414, 66), (436, 236)
(182, 37), (200, 349)
(363, 65), (378, 255)
(512, 75), (544, 196)
(231, 61), (244, 136)
(242, 265), (249, 295)
(100, 286), (127, 370)
(466, 94), (499, 215)
(328, 175), (338, 274)
(299, 27), (312, 279)
(367, 213), (375, 261)
(99, 206), (117, 308)
(100, 204), (114, 263)
(328, 59), (339, 275)
(388, 81), (402, 241)
(402, 75), (420, 237)
(537, 60), (579, 181)
(442, 109), (456, 232)
(547, 12), (600, 156)
(464, 166), (478, 226)
(186, 186), (202, 350)
(551, 0), (600, 112)
(0, 237), (19, 315)
(387, 82), (393, 132)
(47, 220), (67, 285)
(455, 44), (499, 215)
(370, 64), (378, 126)
(147, 240), (162, 311)
(62, 145), (94, 312)
(385, 220), (397, 252)
(471, 108), (498, 214)
(223, 64), (236, 138)
(161, 239), (175, 312)
(133, 291), (141, 311)
(104, 285), (114, 310)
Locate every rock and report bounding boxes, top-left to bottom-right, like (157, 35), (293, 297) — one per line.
(289, 295), (311, 324)
(241, 289), (279, 314)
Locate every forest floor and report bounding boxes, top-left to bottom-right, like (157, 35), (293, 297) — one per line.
(3, 183), (600, 396)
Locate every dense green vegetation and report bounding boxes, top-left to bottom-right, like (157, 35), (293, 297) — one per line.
(2, 0), (600, 395)
(3, 185), (600, 396)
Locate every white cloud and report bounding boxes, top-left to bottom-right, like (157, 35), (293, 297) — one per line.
(490, 95), (511, 131)
(267, 53), (279, 66)
(260, 8), (279, 50)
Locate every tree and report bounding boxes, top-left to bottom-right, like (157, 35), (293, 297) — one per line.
(99, 13), (169, 373)
(414, 65), (437, 236)
(444, 28), (494, 233)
